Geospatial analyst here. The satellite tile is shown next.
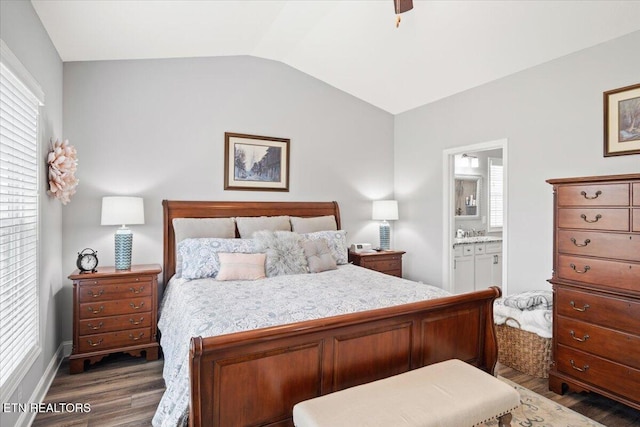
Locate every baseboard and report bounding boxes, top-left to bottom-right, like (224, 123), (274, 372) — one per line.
(15, 341), (70, 427)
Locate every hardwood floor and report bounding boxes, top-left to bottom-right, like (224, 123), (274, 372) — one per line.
(33, 355), (640, 426)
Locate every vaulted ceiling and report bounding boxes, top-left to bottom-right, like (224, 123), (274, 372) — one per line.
(32, 0), (640, 114)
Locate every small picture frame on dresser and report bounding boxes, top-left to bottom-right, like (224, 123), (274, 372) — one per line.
(603, 83), (640, 157)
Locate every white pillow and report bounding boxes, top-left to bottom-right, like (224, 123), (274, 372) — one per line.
(235, 216), (291, 238)
(302, 230), (348, 265)
(290, 215), (337, 233)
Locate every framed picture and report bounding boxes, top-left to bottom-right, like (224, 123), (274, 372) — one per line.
(224, 132), (290, 191)
(604, 83), (640, 157)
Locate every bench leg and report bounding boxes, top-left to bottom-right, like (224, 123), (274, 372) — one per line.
(498, 412), (512, 427)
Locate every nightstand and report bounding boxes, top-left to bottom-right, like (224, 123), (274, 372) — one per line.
(68, 264), (162, 374)
(348, 250), (405, 277)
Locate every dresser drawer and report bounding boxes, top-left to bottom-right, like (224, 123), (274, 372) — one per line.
(556, 287), (640, 334)
(557, 208), (629, 231)
(556, 316), (640, 369)
(557, 230), (640, 262)
(557, 183), (629, 206)
(78, 278), (153, 303)
(634, 209), (640, 232)
(77, 327), (151, 353)
(555, 345), (640, 402)
(362, 258), (401, 272)
(557, 255), (640, 293)
(78, 313), (152, 336)
(79, 297), (152, 319)
(634, 183), (640, 206)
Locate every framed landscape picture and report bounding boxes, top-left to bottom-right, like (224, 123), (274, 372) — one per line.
(224, 132), (290, 191)
(604, 83), (640, 157)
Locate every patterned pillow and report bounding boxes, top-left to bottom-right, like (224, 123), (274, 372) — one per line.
(302, 230), (348, 265)
(253, 231), (308, 277)
(179, 238), (256, 280)
(302, 239), (337, 273)
(216, 253), (266, 281)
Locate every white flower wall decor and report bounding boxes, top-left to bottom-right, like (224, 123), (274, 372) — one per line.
(47, 138), (79, 205)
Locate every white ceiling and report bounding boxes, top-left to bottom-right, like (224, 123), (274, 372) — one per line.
(31, 0), (640, 114)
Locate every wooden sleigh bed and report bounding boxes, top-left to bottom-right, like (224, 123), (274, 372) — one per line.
(161, 200), (501, 427)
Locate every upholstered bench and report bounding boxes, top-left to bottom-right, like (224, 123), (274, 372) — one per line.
(293, 359), (520, 427)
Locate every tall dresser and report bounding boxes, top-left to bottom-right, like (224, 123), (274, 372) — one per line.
(546, 173), (640, 410)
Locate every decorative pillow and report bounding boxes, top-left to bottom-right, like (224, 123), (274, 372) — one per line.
(235, 216), (291, 238)
(216, 253), (266, 281)
(179, 238), (256, 280)
(290, 215), (337, 233)
(301, 230), (348, 265)
(173, 218), (236, 277)
(253, 230), (308, 277)
(302, 239), (337, 273)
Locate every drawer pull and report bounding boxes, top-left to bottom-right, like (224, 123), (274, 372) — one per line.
(129, 332), (145, 341)
(87, 339), (103, 347)
(129, 302), (145, 310)
(570, 301), (590, 312)
(569, 330), (590, 342)
(570, 238), (591, 247)
(87, 305), (104, 314)
(129, 317), (144, 325)
(580, 214), (602, 223)
(87, 289), (104, 298)
(86, 322), (103, 331)
(129, 286), (145, 294)
(569, 359), (589, 372)
(569, 263), (590, 274)
(580, 190), (602, 200)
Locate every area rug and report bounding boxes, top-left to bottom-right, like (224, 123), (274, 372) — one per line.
(483, 377), (605, 427)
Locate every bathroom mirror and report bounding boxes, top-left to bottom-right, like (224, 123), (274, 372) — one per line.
(454, 175), (481, 218)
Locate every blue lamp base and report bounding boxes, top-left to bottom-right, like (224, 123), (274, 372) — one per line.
(378, 221), (390, 250)
(114, 227), (133, 270)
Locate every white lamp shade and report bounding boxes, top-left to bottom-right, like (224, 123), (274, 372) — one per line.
(101, 196), (145, 226)
(372, 200), (399, 221)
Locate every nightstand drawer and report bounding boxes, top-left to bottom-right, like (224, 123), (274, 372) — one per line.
(78, 278), (153, 303)
(79, 296), (152, 319)
(77, 327), (151, 353)
(78, 313), (152, 336)
(362, 259), (401, 271)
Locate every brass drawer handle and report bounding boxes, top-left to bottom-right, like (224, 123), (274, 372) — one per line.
(87, 339), (103, 347)
(129, 317), (144, 325)
(129, 286), (145, 294)
(87, 289), (104, 298)
(87, 305), (104, 314)
(580, 214), (601, 223)
(569, 330), (590, 342)
(580, 190), (601, 200)
(570, 301), (590, 312)
(129, 332), (145, 341)
(569, 359), (589, 372)
(570, 263), (590, 274)
(570, 238), (591, 247)
(86, 322), (103, 331)
(129, 302), (145, 310)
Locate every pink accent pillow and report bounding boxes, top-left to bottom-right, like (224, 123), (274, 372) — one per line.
(216, 253), (266, 281)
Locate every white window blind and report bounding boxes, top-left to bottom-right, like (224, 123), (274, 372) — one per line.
(0, 43), (41, 397)
(488, 157), (503, 230)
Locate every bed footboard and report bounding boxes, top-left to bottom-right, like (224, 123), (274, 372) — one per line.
(189, 287), (501, 427)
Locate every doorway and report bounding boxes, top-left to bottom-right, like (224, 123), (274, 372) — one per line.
(442, 139), (508, 294)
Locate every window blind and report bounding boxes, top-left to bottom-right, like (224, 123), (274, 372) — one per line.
(0, 55), (40, 395)
(488, 158), (503, 230)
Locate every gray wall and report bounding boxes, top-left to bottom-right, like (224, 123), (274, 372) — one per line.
(62, 56), (395, 341)
(395, 30), (640, 294)
(0, 1), (63, 426)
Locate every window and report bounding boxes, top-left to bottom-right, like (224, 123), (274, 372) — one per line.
(488, 157), (503, 231)
(0, 40), (43, 400)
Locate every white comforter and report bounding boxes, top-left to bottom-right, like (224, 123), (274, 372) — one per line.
(152, 264), (450, 427)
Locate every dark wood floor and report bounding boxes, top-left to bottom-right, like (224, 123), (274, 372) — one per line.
(33, 355), (640, 427)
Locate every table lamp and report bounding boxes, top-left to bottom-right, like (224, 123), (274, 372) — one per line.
(372, 200), (398, 250)
(101, 196), (144, 270)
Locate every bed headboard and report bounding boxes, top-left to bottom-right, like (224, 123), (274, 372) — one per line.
(162, 200), (341, 284)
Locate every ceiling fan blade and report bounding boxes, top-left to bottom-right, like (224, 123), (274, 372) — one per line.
(394, 0), (414, 14)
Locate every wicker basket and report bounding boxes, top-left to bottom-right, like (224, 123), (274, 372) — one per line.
(496, 317), (552, 378)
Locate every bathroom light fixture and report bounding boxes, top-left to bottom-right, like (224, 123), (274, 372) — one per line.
(101, 196), (145, 270)
(461, 153), (479, 168)
(372, 200), (399, 250)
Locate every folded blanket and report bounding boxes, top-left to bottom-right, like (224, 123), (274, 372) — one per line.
(503, 290), (553, 311)
(494, 298), (552, 338)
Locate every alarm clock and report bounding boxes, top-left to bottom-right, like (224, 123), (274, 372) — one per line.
(76, 248), (98, 273)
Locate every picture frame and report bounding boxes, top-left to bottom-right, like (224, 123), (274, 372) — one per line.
(224, 132), (290, 191)
(603, 83), (640, 157)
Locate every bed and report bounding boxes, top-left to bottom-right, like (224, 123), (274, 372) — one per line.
(155, 200), (501, 427)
